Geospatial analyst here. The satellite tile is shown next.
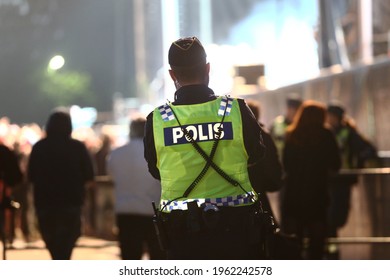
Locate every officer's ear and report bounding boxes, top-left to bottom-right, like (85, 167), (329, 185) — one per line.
(204, 63), (210, 86)
(169, 69), (177, 82)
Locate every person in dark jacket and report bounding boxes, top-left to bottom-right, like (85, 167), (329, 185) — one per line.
(326, 101), (378, 258)
(28, 110), (94, 260)
(1, 143), (23, 249)
(281, 100), (341, 259)
(269, 94), (302, 158)
(0, 144), (23, 189)
(246, 99), (282, 218)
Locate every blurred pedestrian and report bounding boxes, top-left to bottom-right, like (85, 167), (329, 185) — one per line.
(269, 94), (303, 231)
(12, 141), (32, 242)
(107, 117), (165, 260)
(95, 134), (111, 176)
(246, 99), (282, 216)
(0, 142), (23, 254)
(326, 101), (378, 259)
(269, 94), (302, 157)
(281, 100), (340, 259)
(28, 110), (94, 260)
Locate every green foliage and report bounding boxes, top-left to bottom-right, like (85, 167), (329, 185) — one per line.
(39, 70), (95, 107)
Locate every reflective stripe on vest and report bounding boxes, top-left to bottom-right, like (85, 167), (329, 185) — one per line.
(218, 96), (233, 116)
(158, 95), (234, 121)
(161, 191), (256, 211)
(158, 103), (176, 122)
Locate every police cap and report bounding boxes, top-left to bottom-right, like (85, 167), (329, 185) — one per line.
(168, 36), (207, 68)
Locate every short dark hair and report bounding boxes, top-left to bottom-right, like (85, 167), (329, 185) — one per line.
(171, 64), (208, 83)
(130, 117), (146, 139)
(45, 110), (72, 138)
(286, 94), (302, 109)
(327, 101), (345, 120)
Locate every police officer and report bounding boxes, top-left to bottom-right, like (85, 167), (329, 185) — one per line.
(144, 37), (281, 260)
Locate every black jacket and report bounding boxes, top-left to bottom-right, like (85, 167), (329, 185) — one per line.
(0, 144), (22, 187)
(28, 137), (94, 210)
(282, 127), (341, 221)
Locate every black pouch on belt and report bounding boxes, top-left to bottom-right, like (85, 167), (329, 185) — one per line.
(186, 201), (201, 233)
(202, 204), (220, 231)
(247, 203), (264, 244)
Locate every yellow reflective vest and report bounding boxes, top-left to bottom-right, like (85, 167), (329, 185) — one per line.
(153, 96), (256, 211)
(335, 127), (352, 169)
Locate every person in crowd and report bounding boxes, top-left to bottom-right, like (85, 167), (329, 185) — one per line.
(269, 94), (302, 157)
(326, 101), (378, 259)
(95, 134), (111, 176)
(107, 117), (165, 260)
(144, 36), (280, 259)
(28, 110), (94, 260)
(269, 94), (303, 228)
(1, 120), (42, 244)
(281, 100), (341, 259)
(245, 99), (282, 217)
(0, 141), (23, 250)
(85, 132), (111, 235)
(12, 141), (32, 242)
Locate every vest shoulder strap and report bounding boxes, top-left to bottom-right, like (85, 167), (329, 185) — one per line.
(218, 96), (234, 116)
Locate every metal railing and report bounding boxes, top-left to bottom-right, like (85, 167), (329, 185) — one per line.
(339, 167), (390, 175)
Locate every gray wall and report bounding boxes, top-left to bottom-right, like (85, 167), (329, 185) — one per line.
(246, 57), (390, 151)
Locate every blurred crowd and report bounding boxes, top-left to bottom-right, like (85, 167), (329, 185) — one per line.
(0, 116), (116, 244)
(0, 94), (380, 260)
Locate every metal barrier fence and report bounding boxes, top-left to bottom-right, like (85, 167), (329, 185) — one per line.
(340, 167), (390, 175)
(91, 166), (390, 259)
(332, 165), (390, 259)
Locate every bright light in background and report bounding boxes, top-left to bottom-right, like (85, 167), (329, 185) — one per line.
(159, 0), (319, 101)
(70, 105), (97, 129)
(207, 43), (264, 94)
(48, 55), (65, 71)
(226, 0), (319, 89)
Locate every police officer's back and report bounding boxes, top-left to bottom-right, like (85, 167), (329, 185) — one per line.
(144, 37), (281, 260)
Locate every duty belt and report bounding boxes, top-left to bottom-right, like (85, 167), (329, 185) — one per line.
(160, 191), (256, 212)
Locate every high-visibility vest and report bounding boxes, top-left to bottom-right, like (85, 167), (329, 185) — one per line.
(270, 115), (288, 158)
(153, 96), (256, 212)
(335, 127), (353, 169)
